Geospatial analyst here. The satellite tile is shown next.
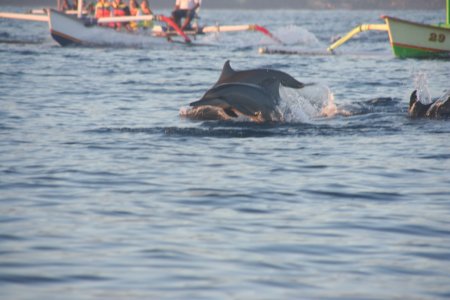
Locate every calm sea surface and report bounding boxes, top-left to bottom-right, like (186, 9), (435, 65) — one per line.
(1, 7), (450, 300)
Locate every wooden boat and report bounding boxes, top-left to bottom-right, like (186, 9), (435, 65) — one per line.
(48, 9), (280, 46)
(382, 16), (450, 58)
(0, 1), (281, 47)
(48, 9), (186, 46)
(325, 0), (450, 58)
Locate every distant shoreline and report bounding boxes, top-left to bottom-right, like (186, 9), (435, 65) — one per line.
(0, 6), (445, 11)
(0, 0), (445, 10)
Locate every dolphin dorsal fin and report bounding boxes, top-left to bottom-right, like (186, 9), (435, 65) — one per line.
(409, 90), (418, 108)
(216, 60), (235, 84)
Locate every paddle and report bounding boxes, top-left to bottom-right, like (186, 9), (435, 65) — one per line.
(252, 25), (283, 45)
(156, 15), (191, 44)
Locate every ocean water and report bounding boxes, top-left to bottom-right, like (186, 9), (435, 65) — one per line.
(1, 7), (450, 300)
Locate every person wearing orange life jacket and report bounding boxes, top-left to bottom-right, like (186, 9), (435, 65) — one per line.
(95, 0), (115, 27)
(95, 0), (110, 18)
(111, 0), (132, 31)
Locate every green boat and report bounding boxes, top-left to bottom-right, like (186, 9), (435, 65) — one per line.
(327, 0), (450, 59)
(383, 14), (450, 58)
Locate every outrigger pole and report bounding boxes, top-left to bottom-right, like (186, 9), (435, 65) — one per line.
(77, 0), (83, 19)
(327, 23), (388, 52)
(447, 0), (450, 26)
(0, 12), (48, 22)
(202, 24), (282, 44)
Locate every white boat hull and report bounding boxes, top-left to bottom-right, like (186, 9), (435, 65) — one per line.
(48, 9), (165, 47)
(47, 9), (280, 47)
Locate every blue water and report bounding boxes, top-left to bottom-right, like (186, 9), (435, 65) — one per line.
(1, 7), (450, 300)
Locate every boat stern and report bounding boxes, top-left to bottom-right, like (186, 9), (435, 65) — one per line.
(382, 15), (450, 58)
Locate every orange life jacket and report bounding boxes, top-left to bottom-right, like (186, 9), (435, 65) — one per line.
(112, 3), (127, 17)
(112, 2), (129, 29)
(95, 2), (110, 18)
(95, 2), (115, 28)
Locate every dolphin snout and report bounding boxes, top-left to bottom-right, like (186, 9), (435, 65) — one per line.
(189, 99), (204, 107)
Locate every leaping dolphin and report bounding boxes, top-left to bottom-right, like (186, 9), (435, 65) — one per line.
(215, 60), (307, 89)
(409, 90), (450, 119)
(190, 81), (283, 122)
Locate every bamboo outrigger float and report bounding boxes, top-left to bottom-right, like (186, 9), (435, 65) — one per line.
(327, 0), (450, 58)
(259, 0), (450, 59)
(0, 0), (281, 47)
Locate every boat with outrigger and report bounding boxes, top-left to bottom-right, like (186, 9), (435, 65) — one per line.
(261, 0), (450, 59)
(0, 0), (281, 47)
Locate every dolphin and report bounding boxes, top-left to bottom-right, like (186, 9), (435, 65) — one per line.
(409, 90), (450, 119)
(180, 105), (233, 121)
(214, 60), (307, 89)
(190, 81), (283, 122)
(408, 90), (432, 118)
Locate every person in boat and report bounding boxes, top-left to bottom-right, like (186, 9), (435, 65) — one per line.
(139, 0), (153, 16)
(94, 0), (115, 27)
(111, 0), (133, 31)
(171, 0), (201, 31)
(95, 0), (110, 18)
(61, 0), (76, 10)
(129, 0), (154, 30)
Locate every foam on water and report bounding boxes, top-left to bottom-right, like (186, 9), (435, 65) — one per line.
(413, 71), (432, 104)
(437, 90), (450, 102)
(272, 25), (322, 47)
(278, 84), (344, 122)
(258, 25), (328, 55)
(196, 25), (324, 51)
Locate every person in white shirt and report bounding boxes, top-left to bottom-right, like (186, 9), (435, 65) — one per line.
(171, 0), (201, 31)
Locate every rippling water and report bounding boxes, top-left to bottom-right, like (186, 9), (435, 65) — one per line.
(1, 7), (450, 300)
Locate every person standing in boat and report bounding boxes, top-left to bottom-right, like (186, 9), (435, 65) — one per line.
(111, 0), (132, 31)
(172, 0), (201, 31)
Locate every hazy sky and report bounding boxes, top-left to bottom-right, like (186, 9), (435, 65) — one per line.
(0, 0), (445, 9)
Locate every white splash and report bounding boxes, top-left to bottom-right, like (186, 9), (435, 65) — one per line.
(436, 90), (450, 103)
(320, 91), (339, 117)
(278, 84), (336, 123)
(413, 72), (432, 104)
(272, 25), (322, 47)
(258, 25), (328, 55)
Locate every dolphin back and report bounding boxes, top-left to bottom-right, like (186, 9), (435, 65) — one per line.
(191, 82), (281, 121)
(427, 91), (450, 118)
(215, 60), (305, 89)
(408, 89), (450, 119)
